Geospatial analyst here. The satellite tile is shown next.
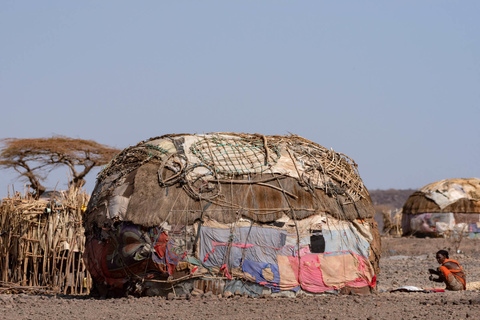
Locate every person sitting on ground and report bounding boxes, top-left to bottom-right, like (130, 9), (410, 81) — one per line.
(428, 249), (466, 291)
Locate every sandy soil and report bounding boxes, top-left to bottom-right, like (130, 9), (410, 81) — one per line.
(1, 237), (480, 320)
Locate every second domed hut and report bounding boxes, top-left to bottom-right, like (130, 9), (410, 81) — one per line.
(83, 133), (380, 296)
(402, 178), (480, 236)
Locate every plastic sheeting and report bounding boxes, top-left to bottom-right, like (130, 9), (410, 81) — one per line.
(84, 216), (376, 295)
(406, 212), (455, 234)
(197, 217), (376, 294)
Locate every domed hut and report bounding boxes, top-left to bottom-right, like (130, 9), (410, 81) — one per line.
(83, 133), (380, 297)
(402, 178), (480, 236)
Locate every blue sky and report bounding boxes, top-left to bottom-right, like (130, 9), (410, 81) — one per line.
(1, 1), (479, 197)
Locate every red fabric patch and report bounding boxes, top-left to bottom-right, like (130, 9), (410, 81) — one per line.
(154, 232), (169, 258)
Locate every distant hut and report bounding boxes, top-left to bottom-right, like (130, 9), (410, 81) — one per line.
(83, 133), (380, 297)
(402, 178), (480, 236)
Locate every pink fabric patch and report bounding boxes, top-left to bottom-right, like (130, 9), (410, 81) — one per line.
(288, 254), (335, 293)
(298, 246), (311, 256)
(285, 252), (376, 292)
(345, 254), (376, 287)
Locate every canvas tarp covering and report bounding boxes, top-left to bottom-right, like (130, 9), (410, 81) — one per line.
(84, 215), (376, 295)
(83, 133), (378, 296)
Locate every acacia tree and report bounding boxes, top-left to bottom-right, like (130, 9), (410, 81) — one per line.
(0, 136), (120, 197)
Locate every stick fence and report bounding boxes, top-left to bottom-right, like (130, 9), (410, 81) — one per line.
(0, 187), (91, 295)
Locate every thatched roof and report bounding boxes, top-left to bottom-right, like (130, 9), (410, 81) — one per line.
(85, 133), (374, 228)
(403, 178), (480, 214)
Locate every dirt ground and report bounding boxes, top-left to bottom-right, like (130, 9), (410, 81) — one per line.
(1, 237), (480, 320)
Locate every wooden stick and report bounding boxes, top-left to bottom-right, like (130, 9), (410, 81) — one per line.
(216, 175), (287, 184)
(257, 182), (298, 199)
